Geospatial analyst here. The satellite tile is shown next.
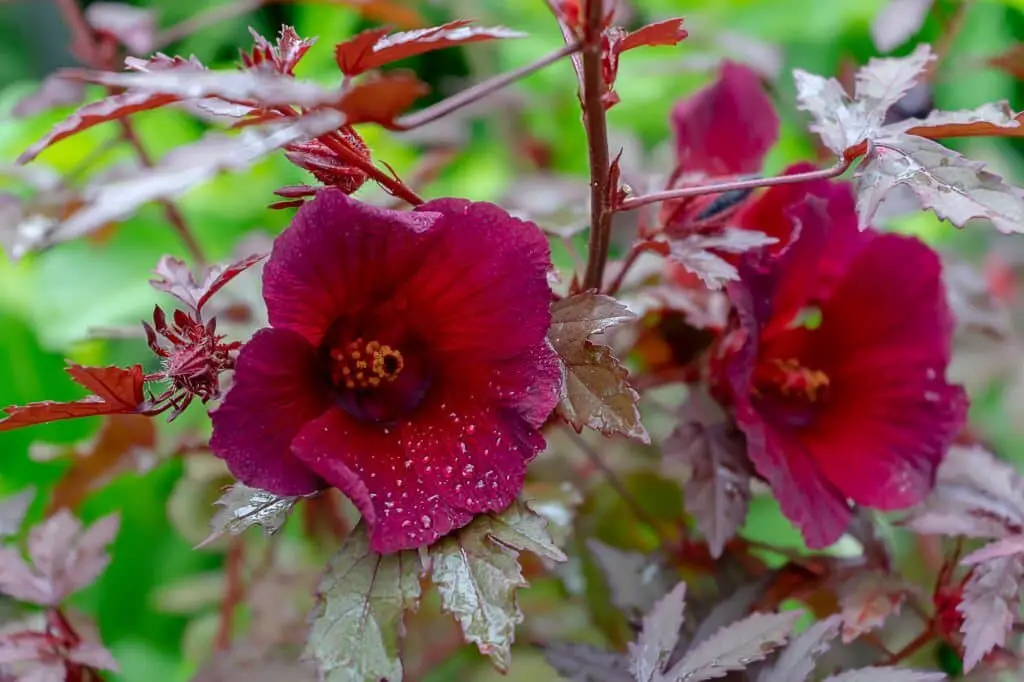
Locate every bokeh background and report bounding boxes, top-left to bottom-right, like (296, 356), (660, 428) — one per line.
(2, 0), (1024, 679)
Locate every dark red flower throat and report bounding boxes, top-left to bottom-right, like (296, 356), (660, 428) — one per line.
(319, 311), (432, 423)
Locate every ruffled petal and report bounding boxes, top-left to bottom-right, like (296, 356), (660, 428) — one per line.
(405, 199), (554, 363)
(672, 61), (779, 176)
(808, 233), (968, 508)
(292, 389), (546, 553)
(210, 328), (328, 495)
(463, 341), (562, 428)
(262, 189), (440, 345)
(727, 280), (852, 547)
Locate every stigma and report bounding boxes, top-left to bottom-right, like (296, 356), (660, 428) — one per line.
(755, 357), (830, 402)
(330, 338), (405, 390)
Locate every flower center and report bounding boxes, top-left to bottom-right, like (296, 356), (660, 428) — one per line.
(318, 315), (433, 425)
(756, 358), (830, 402)
(328, 338), (405, 390)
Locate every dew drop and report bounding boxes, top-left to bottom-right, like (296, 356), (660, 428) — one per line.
(463, 464), (475, 476)
(421, 515), (432, 528)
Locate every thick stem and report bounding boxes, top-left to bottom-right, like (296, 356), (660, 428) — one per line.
(618, 157), (854, 212)
(392, 42), (582, 131)
(118, 118), (208, 265)
(580, 0), (613, 292)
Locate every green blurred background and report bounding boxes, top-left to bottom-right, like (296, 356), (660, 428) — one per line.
(1, 0), (1024, 679)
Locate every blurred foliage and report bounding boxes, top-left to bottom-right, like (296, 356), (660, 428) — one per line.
(1, 0), (1024, 680)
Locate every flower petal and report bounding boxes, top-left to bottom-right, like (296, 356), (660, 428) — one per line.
(291, 393), (546, 553)
(727, 281), (852, 548)
(262, 189), (439, 345)
(672, 61), (779, 176)
(808, 233), (967, 508)
(406, 199), (554, 363)
(466, 341), (562, 428)
(210, 327), (328, 495)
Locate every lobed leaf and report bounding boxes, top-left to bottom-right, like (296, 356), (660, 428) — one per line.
(588, 539), (674, 615)
(668, 229), (778, 290)
(957, 554), (1024, 671)
(666, 389), (752, 558)
(664, 609), (801, 682)
(199, 484), (304, 547)
(150, 253), (266, 316)
(870, 0), (934, 52)
(822, 668), (946, 682)
(619, 19), (688, 53)
(306, 524), (421, 682)
(895, 101), (1024, 140)
(0, 364), (148, 432)
(961, 534), (1024, 565)
(629, 582), (687, 682)
(430, 501), (565, 672)
(855, 133), (1024, 234)
(549, 293), (647, 442)
(335, 20), (525, 77)
(837, 574), (910, 643)
(757, 615), (841, 682)
(0, 511), (120, 606)
(340, 72), (430, 126)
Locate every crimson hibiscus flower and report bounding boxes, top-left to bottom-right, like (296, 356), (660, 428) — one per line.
(721, 177), (968, 548)
(209, 190), (561, 553)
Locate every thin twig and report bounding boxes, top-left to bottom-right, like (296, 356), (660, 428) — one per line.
(606, 239), (667, 296)
(318, 134), (424, 206)
(118, 117), (208, 265)
(392, 41), (583, 131)
(618, 157), (854, 212)
(215, 537), (246, 651)
(54, 0), (99, 64)
(580, 0), (613, 292)
(565, 428), (662, 532)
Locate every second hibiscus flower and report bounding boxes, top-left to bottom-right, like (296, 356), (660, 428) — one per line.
(210, 190), (561, 553)
(719, 177), (968, 548)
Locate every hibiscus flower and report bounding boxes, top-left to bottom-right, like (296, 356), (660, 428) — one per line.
(209, 190), (562, 553)
(721, 177), (968, 548)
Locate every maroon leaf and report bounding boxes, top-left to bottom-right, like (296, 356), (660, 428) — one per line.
(0, 364), (148, 432)
(12, 74), (87, 119)
(629, 582), (687, 682)
(668, 609), (801, 681)
(18, 91), (183, 164)
(962, 534), (1024, 566)
(334, 20), (525, 77)
(758, 614), (841, 682)
(587, 539), (674, 614)
(837, 574), (912, 643)
(0, 510), (120, 606)
(85, 2), (157, 54)
(542, 642), (631, 682)
(619, 18), (688, 52)
(151, 253), (266, 316)
(665, 388), (752, 558)
(338, 72), (430, 126)
(870, 0), (934, 52)
(957, 554), (1024, 671)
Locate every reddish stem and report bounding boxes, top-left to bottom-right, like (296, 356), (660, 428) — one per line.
(606, 239), (669, 295)
(618, 157), (854, 212)
(318, 134), (424, 206)
(580, 0), (613, 291)
(215, 538), (246, 651)
(885, 626), (936, 665)
(392, 42), (582, 131)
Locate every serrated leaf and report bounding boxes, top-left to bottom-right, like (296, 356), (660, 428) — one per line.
(619, 18), (688, 52)
(549, 293), (647, 442)
(306, 523), (421, 682)
(0, 487), (35, 539)
(855, 133), (1024, 233)
(629, 582), (687, 682)
(150, 253), (266, 316)
(668, 229), (778, 290)
(199, 484), (302, 547)
(543, 642), (632, 682)
(666, 389), (752, 558)
(961, 534), (1024, 565)
(0, 511), (119, 606)
(85, 2), (156, 54)
(893, 101), (1024, 139)
(0, 364), (148, 431)
(430, 500), (565, 672)
(901, 444), (1024, 538)
(588, 539), (674, 615)
(664, 610), (800, 682)
(335, 21), (525, 77)
(688, 576), (773, 650)
(757, 614), (841, 682)
(794, 44), (933, 154)
(822, 668), (946, 682)
(957, 554), (1024, 671)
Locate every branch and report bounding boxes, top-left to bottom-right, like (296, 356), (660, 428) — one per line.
(54, 0), (100, 65)
(391, 41), (582, 131)
(617, 157), (854, 212)
(117, 117), (208, 265)
(580, 0), (613, 292)
(215, 537), (246, 651)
